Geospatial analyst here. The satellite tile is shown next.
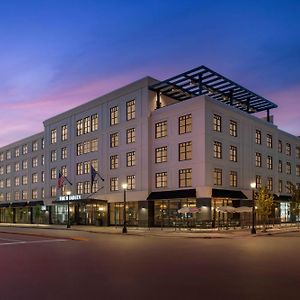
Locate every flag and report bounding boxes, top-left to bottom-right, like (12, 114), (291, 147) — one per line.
(57, 171), (65, 189)
(91, 165), (97, 186)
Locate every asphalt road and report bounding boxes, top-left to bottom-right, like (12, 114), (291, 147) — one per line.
(0, 229), (300, 300)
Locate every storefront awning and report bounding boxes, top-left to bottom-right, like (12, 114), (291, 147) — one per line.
(147, 189), (196, 200)
(273, 195), (291, 202)
(0, 201), (44, 208)
(212, 189), (247, 199)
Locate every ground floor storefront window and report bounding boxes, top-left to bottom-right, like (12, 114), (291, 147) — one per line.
(109, 202), (138, 226)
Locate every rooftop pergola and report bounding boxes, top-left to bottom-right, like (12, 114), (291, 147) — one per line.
(149, 65), (277, 117)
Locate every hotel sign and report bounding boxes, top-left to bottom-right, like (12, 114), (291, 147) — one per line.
(58, 195), (82, 201)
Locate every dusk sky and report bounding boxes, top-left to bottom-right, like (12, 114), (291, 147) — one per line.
(0, 0), (299, 147)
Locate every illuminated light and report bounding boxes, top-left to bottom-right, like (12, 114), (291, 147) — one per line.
(250, 182), (256, 189)
(98, 207), (104, 211)
(122, 183), (128, 190)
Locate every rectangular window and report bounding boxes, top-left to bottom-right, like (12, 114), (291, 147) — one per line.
(155, 146), (167, 163)
(179, 168), (192, 188)
(0, 166), (3, 175)
(286, 181), (292, 194)
(22, 190), (28, 200)
(213, 168), (222, 186)
(256, 130), (261, 145)
(91, 139), (98, 152)
(41, 155), (45, 166)
(267, 134), (272, 148)
(267, 177), (273, 191)
(51, 168), (56, 180)
(84, 117), (91, 134)
(278, 180), (283, 193)
(126, 100), (136, 121)
(110, 106), (119, 125)
(296, 147), (300, 159)
(22, 176), (28, 185)
(155, 172), (167, 188)
(51, 150), (57, 162)
(229, 146), (237, 162)
(267, 156), (273, 170)
(61, 147), (67, 160)
(61, 125), (68, 141)
(91, 114), (98, 131)
(126, 128), (136, 144)
(179, 114), (192, 134)
(127, 175), (136, 190)
(77, 182), (83, 194)
(179, 141), (192, 161)
(6, 151), (11, 160)
(110, 155), (119, 169)
(15, 163), (20, 172)
(213, 114), (221, 132)
(32, 141), (38, 152)
(32, 189), (38, 200)
(42, 171), (45, 183)
(256, 175), (262, 189)
(256, 152), (262, 167)
(296, 165), (300, 177)
(155, 121), (167, 138)
(278, 140), (282, 153)
(32, 173), (38, 184)
(77, 119), (83, 136)
(22, 160), (28, 170)
(84, 181), (91, 194)
(229, 171), (237, 187)
(6, 165), (11, 174)
(110, 132), (119, 148)
(6, 179), (11, 188)
(22, 144), (28, 155)
(61, 166), (68, 177)
(15, 177), (19, 186)
(15, 148), (20, 157)
(77, 143), (83, 156)
(229, 120), (237, 137)
(213, 141), (222, 159)
(32, 157), (38, 168)
(83, 162), (90, 174)
(286, 162), (291, 174)
(110, 177), (119, 191)
(286, 143), (291, 156)
(50, 186), (56, 197)
(14, 191), (20, 201)
(77, 163), (83, 175)
(51, 129), (57, 144)
(278, 160), (282, 173)
(126, 151), (136, 167)
(83, 141), (90, 154)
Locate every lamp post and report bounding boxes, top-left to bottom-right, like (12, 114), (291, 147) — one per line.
(250, 182), (256, 234)
(122, 183), (128, 234)
(66, 191), (71, 229)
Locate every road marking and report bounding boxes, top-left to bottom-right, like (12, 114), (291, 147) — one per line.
(0, 239), (68, 246)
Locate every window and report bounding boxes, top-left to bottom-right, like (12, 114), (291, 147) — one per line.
(126, 128), (136, 144)
(296, 147), (300, 159)
(15, 177), (20, 186)
(51, 150), (57, 162)
(84, 117), (91, 134)
(110, 132), (119, 148)
(213, 141), (222, 159)
(256, 153), (262, 167)
(41, 138), (45, 149)
(61, 125), (68, 141)
(51, 186), (56, 197)
(110, 106), (119, 125)
(267, 177), (273, 191)
(22, 160), (28, 170)
(91, 139), (98, 152)
(0, 180), (3, 188)
(15, 163), (20, 172)
(91, 114), (98, 131)
(41, 155), (45, 166)
(179, 141), (192, 161)
(155, 146), (167, 163)
(83, 162), (90, 174)
(51, 168), (56, 180)
(15, 148), (20, 157)
(179, 114), (192, 134)
(286, 162), (291, 174)
(229, 171), (237, 187)
(179, 168), (192, 187)
(286, 143), (291, 156)
(61, 166), (67, 177)
(278, 140), (282, 153)
(213, 114), (221, 132)
(6, 192), (11, 201)
(83, 141), (90, 154)
(0, 166), (3, 175)
(213, 168), (222, 186)
(296, 165), (300, 177)
(32, 189), (38, 200)
(6, 165), (11, 174)
(51, 129), (57, 144)
(126, 151), (136, 167)
(32, 173), (38, 183)
(6, 151), (11, 160)
(76, 143), (83, 156)
(84, 181), (91, 194)
(77, 182), (83, 194)
(32, 157), (38, 168)
(42, 171), (45, 183)
(286, 181), (292, 194)
(14, 191), (20, 201)
(267, 156), (273, 170)
(278, 180), (283, 193)
(256, 175), (262, 188)
(0, 193), (3, 201)
(126, 100), (136, 121)
(110, 177), (119, 191)
(229, 146), (237, 162)
(0, 153), (3, 161)
(77, 119), (83, 136)
(61, 147), (67, 160)
(256, 130), (261, 145)
(127, 175), (136, 190)
(155, 121), (167, 138)
(6, 179), (11, 188)
(155, 172), (167, 188)
(22, 176), (28, 185)
(22, 144), (28, 155)
(110, 155), (119, 169)
(267, 134), (272, 148)
(77, 163), (83, 175)
(229, 120), (237, 137)
(91, 159), (98, 171)
(278, 160), (282, 173)
(32, 141), (38, 152)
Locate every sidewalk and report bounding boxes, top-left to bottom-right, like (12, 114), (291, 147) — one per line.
(0, 222), (299, 238)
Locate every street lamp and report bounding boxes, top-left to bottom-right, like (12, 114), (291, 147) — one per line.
(66, 190), (71, 229)
(250, 182), (256, 234)
(122, 183), (128, 234)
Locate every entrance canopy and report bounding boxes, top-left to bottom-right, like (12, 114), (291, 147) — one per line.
(147, 189), (196, 200)
(0, 201), (44, 208)
(212, 188), (247, 199)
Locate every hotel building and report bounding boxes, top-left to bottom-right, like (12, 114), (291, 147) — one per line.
(0, 66), (299, 227)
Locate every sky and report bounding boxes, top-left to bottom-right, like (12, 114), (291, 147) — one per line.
(0, 0), (299, 146)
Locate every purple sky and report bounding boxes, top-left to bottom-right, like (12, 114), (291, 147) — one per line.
(0, 0), (300, 147)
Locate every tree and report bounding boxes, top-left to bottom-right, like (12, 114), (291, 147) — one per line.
(255, 186), (274, 232)
(290, 184), (300, 227)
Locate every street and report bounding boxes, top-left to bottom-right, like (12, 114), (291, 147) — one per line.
(0, 228), (299, 300)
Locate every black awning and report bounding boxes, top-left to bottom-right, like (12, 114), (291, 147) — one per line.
(52, 198), (107, 204)
(273, 195), (291, 202)
(0, 200), (44, 208)
(147, 189), (196, 200)
(212, 189), (248, 199)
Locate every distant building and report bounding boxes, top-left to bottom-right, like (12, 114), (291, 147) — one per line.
(0, 66), (299, 227)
